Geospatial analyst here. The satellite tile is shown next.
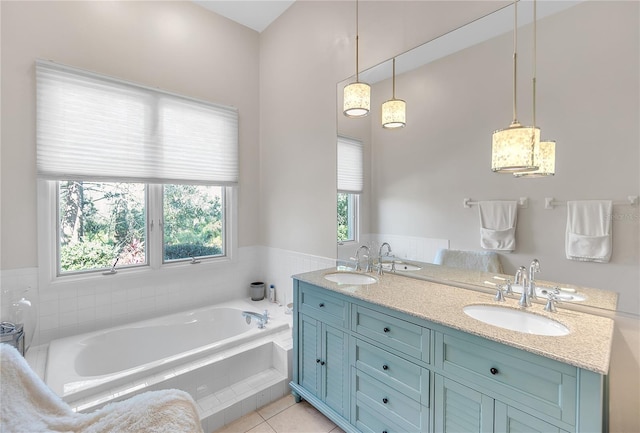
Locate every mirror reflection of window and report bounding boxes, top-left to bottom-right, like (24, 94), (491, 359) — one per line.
(337, 136), (363, 244)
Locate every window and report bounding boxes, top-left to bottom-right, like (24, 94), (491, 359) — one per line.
(58, 181), (146, 274)
(337, 136), (363, 244)
(37, 60), (238, 277)
(163, 185), (224, 262)
(337, 192), (358, 243)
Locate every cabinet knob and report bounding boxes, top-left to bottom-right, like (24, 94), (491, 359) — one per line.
(383, 431), (388, 433)
(490, 367), (499, 375)
(382, 397), (388, 404)
(382, 364), (389, 371)
(383, 327), (390, 333)
(319, 303), (325, 307)
(320, 361), (325, 366)
(316, 359), (321, 363)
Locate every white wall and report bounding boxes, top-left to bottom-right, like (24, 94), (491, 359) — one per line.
(0, 0), (261, 270)
(0, 0), (264, 342)
(259, 2), (639, 431)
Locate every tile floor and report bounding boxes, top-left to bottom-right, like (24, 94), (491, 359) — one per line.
(213, 394), (344, 433)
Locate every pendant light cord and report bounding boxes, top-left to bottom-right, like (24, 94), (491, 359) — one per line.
(355, 0), (360, 83)
(392, 58), (396, 99)
(532, 0), (537, 129)
(512, 0), (519, 124)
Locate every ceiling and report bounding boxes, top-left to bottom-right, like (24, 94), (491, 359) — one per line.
(192, 0), (295, 33)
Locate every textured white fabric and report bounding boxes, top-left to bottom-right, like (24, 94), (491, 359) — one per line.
(565, 200), (612, 263)
(434, 249), (504, 273)
(478, 201), (518, 251)
(0, 344), (204, 433)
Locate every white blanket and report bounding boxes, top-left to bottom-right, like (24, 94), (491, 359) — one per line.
(0, 343), (204, 433)
(565, 200), (612, 263)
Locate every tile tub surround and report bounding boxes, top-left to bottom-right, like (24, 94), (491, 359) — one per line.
(27, 298), (294, 432)
(294, 268), (614, 375)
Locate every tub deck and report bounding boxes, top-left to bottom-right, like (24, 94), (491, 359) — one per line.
(29, 298), (293, 433)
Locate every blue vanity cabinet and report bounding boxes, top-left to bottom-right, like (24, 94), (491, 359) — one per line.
(290, 279), (607, 433)
(294, 282), (351, 420)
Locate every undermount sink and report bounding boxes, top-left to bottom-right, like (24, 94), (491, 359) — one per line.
(324, 272), (377, 285)
(463, 304), (570, 336)
(382, 262), (421, 271)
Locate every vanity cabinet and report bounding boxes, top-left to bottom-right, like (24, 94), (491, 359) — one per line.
(290, 279), (607, 433)
(297, 283), (350, 417)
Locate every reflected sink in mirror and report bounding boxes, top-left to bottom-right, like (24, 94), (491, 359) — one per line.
(324, 272), (377, 285)
(382, 262), (422, 271)
(508, 285), (587, 303)
(463, 304), (570, 336)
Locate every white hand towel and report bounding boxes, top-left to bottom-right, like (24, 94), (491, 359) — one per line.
(566, 200), (612, 262)
(478, 201), (518, 251)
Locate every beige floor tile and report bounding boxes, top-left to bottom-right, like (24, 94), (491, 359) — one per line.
(266, 401), (336, 433)
(214, 411), (264, 433)
(257, 394), (296, 420)
(328, 427), (346, 433)
(247, 421), (277, 433)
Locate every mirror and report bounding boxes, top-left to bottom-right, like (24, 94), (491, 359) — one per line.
(336, 1), (639, 316)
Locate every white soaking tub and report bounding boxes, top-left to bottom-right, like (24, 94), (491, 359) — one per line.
(45, 298), (292, 429)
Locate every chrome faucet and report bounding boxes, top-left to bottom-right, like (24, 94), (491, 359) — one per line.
(354, 245), (371, 272)
(242, 310), (269, 329)
(528, 259), (540, 300)
(377, 242), (393, 275)
(515, 268), (531, 307)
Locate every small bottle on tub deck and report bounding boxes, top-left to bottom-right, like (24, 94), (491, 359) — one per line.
(268, 284), (276, 303)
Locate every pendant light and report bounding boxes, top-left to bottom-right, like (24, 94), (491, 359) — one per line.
(491, 0), (539, 173)
(343, 0), (370, 118)
(381, 58), (406, 129)
(515, 0), (555, 177)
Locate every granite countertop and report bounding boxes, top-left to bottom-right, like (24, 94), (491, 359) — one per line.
(294, 267), (614, 375)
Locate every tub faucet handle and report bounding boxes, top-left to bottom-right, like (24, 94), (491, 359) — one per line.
(262, 310), (269, 323)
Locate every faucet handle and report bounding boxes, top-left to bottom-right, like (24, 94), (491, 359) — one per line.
(543, 289), (560, 313)
(494, 285), (506, 302)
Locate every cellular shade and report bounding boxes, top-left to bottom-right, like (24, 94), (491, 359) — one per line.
(337, 136), (363, 193)
(36, 60), (238, 185)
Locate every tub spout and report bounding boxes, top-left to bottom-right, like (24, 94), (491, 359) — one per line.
(242, 310), (269, 329)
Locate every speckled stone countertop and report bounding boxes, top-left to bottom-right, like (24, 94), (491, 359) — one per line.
(294, 267), (614, 375)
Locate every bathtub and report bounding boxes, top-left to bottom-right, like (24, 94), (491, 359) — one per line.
(45, 298), (292, 425)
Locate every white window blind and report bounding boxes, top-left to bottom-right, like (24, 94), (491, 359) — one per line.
(36, 60), (238, 185)
(337, 136), (363, 193)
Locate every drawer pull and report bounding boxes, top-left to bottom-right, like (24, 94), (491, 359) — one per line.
(382, 397), (389, 404)
(490, 367), (499, 375)
(319, 302), (325, 307)
(382, 364), (389, 371)
(383, 327), (390, 333)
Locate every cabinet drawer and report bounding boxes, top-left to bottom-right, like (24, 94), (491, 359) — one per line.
(353, 401), (412, 433)
(354, 339), (429, 405)
(352, 305), (430, 362)
(438, 332), (577, 425)
(299, 282), (347, 327)
(354, 369), (427, 432)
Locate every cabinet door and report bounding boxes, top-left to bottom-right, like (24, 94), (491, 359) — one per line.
(299, 314), (321, 396)
(435, 375), (494, 433)
(322, 323), (350, 417)
(299, 314), (349, 417)
(494, 402), (570, 433)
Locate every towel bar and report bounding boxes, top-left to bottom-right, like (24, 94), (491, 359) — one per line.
(464, 197), (528, 209)
(545, 196), (638, 209)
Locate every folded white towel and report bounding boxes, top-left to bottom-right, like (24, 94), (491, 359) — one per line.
(478, 201), (518, 251)
(566, 200), (612, 263)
